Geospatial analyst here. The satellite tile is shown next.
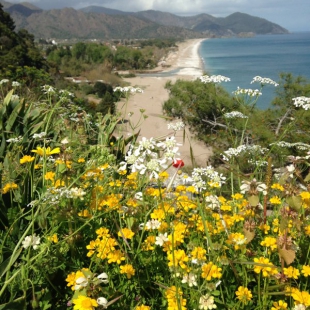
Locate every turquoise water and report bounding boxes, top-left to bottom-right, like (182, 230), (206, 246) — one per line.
(199, 32), (310, 109)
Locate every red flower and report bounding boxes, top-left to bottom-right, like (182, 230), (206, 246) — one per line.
(173, 159), (184, 168)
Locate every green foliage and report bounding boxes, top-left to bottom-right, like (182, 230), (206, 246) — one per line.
(163, 74), (310, 171)
(0, 5), (48, 87)
(163, 79), (237, 141)
(1, 78), (310, 309)
(139, 38), (177, 49)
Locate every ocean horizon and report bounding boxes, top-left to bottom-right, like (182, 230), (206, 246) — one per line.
(199, 32), (310, 109)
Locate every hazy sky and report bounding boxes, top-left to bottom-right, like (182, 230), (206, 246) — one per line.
(7, 0), (310, 31)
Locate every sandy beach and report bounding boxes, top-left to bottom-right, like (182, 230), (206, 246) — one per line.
(118, 39), (212, 167)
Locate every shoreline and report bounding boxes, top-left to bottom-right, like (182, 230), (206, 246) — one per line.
(118, 38), (212, 168)
(146, 38), (206, 78)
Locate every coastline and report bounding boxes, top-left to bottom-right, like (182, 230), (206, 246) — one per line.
(118, 38), (212, 167)
(161, 38), (206, 77)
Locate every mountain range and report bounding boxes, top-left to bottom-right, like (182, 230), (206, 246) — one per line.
(1, 1), (289, 40)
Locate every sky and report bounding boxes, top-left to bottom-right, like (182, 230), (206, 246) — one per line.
(6, 0), (310, 32)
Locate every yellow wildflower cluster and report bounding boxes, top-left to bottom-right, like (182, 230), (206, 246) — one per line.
(253, 257), (278, 277)
(86, 227), (118, 260)
(120, 264), (135, 279)
(201, 262), (222, 281)
(167, 249), (189, 270)
(271, 300), (288, 310)
(260, 236), (277, 251)
(166, 286), (187, 310)
(65, 268), (90, 291)
(287, 287), (310, 307)
(2, 182), (18, 194)
(235, 286), (252, 303)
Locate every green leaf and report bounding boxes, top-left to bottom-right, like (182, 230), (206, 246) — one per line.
(304, 171), (310, 183)
(243, 228), (255, 244)
(287, 195), (302, 210)
(248, 195), (259, 206)
(0, 248), (23, 279)
(57, 163), (67, 174)
(0, 297), (26, 310)
(2, 89), (14, 109)
(5, 98), (24, 132)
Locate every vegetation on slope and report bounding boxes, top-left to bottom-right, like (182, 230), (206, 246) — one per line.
(2, 7), (310, 309)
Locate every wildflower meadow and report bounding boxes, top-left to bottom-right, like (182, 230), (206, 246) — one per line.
(1, 76), (310, 310)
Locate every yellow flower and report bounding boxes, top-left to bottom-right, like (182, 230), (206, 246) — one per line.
(226, 232), (247, 250)
(258, 223), (270, 234)
(2, 182), (18, 194)
(201, 262), (222, 280)
(127, 172), (138, 180)
(107, 250), (125, 264)
(44, 171), (55, 181)
(54, 179), (65, 188)
(301, 192), (310, 209)
(232, 193), (244, 200)
(96, 227), (110, 238)
(167, 249), (189, 270)
(305, 225), (310, 236)
(186, 185), (197, 194)
(65, 272), (76, 287)
(272, 218), (279, 233)
(136, 305), (151, 310)
(260, 236), (277, 251)
(118, 227), (135, 239)
(269, 196), (281, 205)
(190, 247), (207, 262)
(73, 295), (98, 310)
(78, 209), (92, 218)
(78, 158), (85, 163)
(253, 257), (278, 277)
(109, 180), (122, 187)
(271, 300), (288, 310)
(126, 198), (138, 208)
(165, 286), (187, 310)
(302, 265), (310, 277)
(159, 171), (169, 180)
(47, 234), (58, 243)
(300, 191), (310, 200)
(235, 286), (252, 303)
(221, 204), (232, 211)
(283, 266), (300, 279)
(290, 288), (310, 306)
(120, 264), (135, 279)
(31, 146), (60, 156)
(271, 183), (284, 191)
(65, 269), (89, 290)
(142, 235), (156, 251)
(20, 155), (35, 164)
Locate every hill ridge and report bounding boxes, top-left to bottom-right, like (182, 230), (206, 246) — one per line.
(1, 1), (289, 39)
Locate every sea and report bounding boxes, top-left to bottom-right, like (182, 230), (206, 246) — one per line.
(199, 32), (310, 109)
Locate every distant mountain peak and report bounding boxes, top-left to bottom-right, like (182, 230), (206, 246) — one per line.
(2, 1), (289, 39)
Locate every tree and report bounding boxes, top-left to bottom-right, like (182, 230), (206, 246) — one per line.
(71, 42), (87, 60)
(0, 4), (47, 82)
(96, 92), (115, 115)
(270, 73), (310, 137)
